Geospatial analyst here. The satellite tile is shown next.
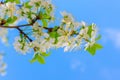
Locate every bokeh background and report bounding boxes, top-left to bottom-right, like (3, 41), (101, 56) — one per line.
(0, 0), (120, 80)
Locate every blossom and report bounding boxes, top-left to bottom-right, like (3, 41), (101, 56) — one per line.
(29, 0), (41, 5)
(31, 37), (55, 52)
(0, 28), (8, 43)
(63, 37), (77, 52)
(32, 22), (44, 38)
(84, 23), (97, 50)
(0, 0), (100, 66)
(0, 54), (7, 76)
(6, 2), (16, 17)
(61, 11), (74, 24)
(13, 37), (30, 54)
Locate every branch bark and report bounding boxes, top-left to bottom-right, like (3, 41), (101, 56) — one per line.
(0, 16), (60, 42)
(16, 27), (33, 42)
(0, 24), (31, 28)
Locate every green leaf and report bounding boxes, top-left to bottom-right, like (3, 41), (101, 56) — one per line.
(30, 54), (38, 63)
(26, 11), (35, 19)
(6, 16), (17, 24)
(6, 0), (20, 4)
(49, 32), (59, 38)
(43, 13), (51, 19)
(41, 52), (51, 57)
(86, 43), (103, 56)
(42, 19), (48, 27)
(46, 4), (53, 14)
(53, 26), (59, 31)
(30, 53), (46, 64)
(20, 33), (23, 39)
(95, 35), (101, 41)
(86, 45), (96, 56)
(87, 25), (93, 38)
(35, 2), (40, 7)
(49, 31), (60, 44)
(24, 2), (32, 8)
(95, 43), (103, 50)
(37, 55), (45, 64)
(6, 0), (14, 2)
(38, 11), (43, 19)
(15, 0), (20, 4)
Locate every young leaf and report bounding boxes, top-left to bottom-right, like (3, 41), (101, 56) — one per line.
(95, 35), (101, 41)
(86, 43), (103, 56)
(30, 54), (38, 63)
(87, 25), (93, 38)
(42, 19), (48, 27)
(49, 31), (60, 44)
(24, 2), (32, 8)
(86, 45), (96, 56)
(43, 13), (51, 19)
(20, 33), (23, 39)
(37, 55), (45, 64)
(15, 0), (20, 4)
(41, 52), (51, 57)
(6, 0), (20, 4)
(95, 43), (103, 50)
(53, 26), (59, 31)
(6, 16), (17, 24)
(49, 32), (59, 38)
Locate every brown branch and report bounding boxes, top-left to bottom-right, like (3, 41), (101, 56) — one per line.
(0, 14), (39, 28)
(0, 24), (60, 33)
(16, 27), (33, 42)
(0, 24), (31, 28)
(0, 15), (60, 42)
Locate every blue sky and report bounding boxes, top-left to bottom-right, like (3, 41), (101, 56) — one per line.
(0, 0), (120, 80)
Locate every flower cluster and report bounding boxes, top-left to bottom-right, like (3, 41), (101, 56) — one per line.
(14, 37), (30, 54)
(0, 0), (102, 64)
(14, 11), (100, 55)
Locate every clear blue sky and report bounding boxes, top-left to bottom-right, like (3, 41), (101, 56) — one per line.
(0, 0), (120, 80)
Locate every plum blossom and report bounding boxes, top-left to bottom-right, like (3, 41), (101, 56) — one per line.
(0, 0), (100, 67)
(0, 28), (8, 43)
(0, 54), (7, 76)
(13, 37), (30, 54)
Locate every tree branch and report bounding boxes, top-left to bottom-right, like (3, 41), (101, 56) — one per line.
(0, 14), (60, 42)
(0, 24), (31, 28)
(0, 24), (59, 32)
(16, 27), (33, 42)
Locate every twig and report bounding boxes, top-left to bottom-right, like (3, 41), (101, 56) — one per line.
(16, 27), (33, 42)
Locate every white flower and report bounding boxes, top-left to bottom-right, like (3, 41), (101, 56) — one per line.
(0, 29), (7, 37)
(72, 22), (81, 30)
(63, 38), (75, 52)
(31, 14), (36, 19)
(57, 29), (66, 35)
(0, 54), (7, 76)
(6, 2), (16, 17)
(22, 7), (30, 13)
(43, 33), (49, 38)
(29, 0), (41, 5)
(32, 22), (44, 38)
(0, 28), (8, 43)
(13, 37), (30, 54)
(61, 11), (74, 24)
(64, 44), (78, 52)
(81, 21), (86, 26)
(32, 37), (54, 52)
(91, 23), (97, 41)
(79, 26), (89, 39)
(84, 24), (97, 50)
(0, 5), (6, 18)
